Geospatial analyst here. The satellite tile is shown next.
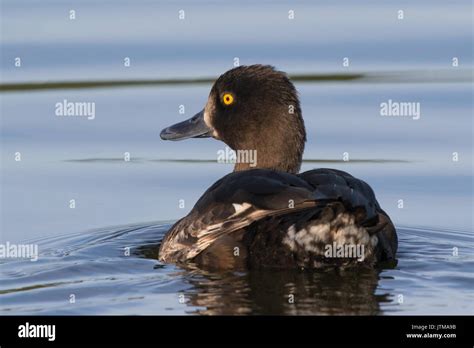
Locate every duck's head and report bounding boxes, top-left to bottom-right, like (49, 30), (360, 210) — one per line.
(160, 65), (306, 173)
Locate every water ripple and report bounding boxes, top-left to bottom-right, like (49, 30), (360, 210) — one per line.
(0, 222), (472, 315)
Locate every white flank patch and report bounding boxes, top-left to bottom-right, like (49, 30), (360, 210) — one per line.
(282, 210), (375, 261)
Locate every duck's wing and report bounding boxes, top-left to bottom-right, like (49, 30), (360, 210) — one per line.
(159, 169), (319, 262)
(159, 168), (396, 263)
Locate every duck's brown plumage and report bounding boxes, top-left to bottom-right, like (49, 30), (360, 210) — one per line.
(159, 65), (397, 269)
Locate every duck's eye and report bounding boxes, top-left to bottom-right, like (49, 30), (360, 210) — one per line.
(222, 93), (234, 106)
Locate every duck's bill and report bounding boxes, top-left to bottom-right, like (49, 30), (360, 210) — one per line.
(160, 109), (212, 141)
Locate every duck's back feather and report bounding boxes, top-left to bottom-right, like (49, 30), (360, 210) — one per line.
(158, 168), (397, 268)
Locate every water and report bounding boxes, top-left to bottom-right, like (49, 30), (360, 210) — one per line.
(1, 0), (473, 315)
(0, 224), (473, 315)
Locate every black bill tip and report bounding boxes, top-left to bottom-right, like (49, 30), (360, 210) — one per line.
(160, 127), (182, 141)
(160, 109), (212, 141)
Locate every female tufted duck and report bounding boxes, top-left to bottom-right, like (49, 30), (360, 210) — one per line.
(159, 65), (397, 269)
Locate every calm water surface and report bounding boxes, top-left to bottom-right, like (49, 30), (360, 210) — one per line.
(1, 0), (473, 315)
(0, 223), (473, 315)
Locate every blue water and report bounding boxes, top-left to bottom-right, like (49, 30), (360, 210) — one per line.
(0, 0), (473, 315)
(0, 224), (473, 315)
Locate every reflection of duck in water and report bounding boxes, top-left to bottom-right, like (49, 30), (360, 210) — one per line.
(159, 65), (397, 269)
(180, 267), (386, 315)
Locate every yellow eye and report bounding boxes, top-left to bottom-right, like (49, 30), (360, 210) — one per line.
(222, 93), (234, 105)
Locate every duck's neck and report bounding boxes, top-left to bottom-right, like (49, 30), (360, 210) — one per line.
(231, 127), (306, 174)
(233, 154), (302, 173)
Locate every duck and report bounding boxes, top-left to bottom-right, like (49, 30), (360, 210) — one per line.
(159, 64), (397, 269)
